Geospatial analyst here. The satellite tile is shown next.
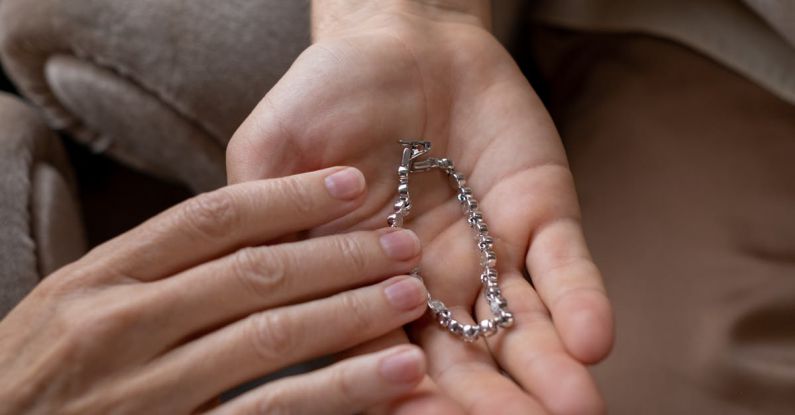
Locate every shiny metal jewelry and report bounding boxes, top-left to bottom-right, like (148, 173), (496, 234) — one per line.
(387, 140), (514, 342)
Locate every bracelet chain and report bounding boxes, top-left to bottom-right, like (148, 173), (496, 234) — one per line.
(387, 140), (514, 342)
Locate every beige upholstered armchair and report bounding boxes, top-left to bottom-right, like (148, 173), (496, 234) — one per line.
(0, 0), (311, 314)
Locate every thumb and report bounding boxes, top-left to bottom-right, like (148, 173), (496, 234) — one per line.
(226, 97), (303, 184)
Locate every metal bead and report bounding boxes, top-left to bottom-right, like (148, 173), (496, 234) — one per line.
(398, 183), (409, 196)
(480, 250), (497, 268)
(462, 324), (480, 342)
(393, 198), (410, 212)
(450, 172), (465, 187)
(486, 293), (503, 307)
(387, 213), (402, 227)
(484, 278), (499, 289)
(491, 295), (508, 309)
(429, 299), (446, 314)
(437, 309), (452, 327)
(475, 222), (489, 234)
(480, 272), (497, 285)
(398, 165), (410, 175)
(478, 235), (494, 251)
(497, 312), (515, 328)
(449, 320), (465, 335)
(479, 319), (498, 337)
(489, 297), (508, 315)
(467, 211), (483, 224)
(486, 285), (502, 299)
(464, 197), (479, 211)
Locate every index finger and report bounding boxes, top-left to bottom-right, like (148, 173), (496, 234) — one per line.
(78, 166), (367, 282)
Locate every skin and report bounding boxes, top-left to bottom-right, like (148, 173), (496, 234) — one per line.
(226, 2), (614, 414)
(0, 168), (438, 414)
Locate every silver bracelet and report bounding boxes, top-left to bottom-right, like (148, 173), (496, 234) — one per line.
(388, 140), (514, 342)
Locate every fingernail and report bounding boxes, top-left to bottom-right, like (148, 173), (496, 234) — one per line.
(379, 347), (424, 383)
(324, 167), (365, 200)
(384, 277), (426, 311)
(379, 229), (420, 260)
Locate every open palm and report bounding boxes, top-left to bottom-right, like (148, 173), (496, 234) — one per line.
(227, 15), (612, 415)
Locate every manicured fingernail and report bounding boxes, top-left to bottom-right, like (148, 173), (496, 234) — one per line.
(379, 347), (424, 383)
(379, 229), (420, 260)
(324, 167), (365, 200)
(384, 277), (426, 311)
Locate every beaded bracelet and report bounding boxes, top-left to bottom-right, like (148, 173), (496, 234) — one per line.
(387, 140), (514, 342)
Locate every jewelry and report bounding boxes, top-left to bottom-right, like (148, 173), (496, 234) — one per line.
(388, 140), (514, 342)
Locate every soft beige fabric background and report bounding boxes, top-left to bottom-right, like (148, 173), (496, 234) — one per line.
(531, 0), (795, 105)
(533, 28), (795, 414)
(0, 0), (310, 192)
(0, 93), (85, 317)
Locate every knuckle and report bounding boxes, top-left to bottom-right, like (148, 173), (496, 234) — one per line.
(272, 175), (315, 216)
(339, 291), (374, 333)
(247, 311), (295, 361)
(332, 235), (371, 274)
(60, 313), (111, 358)
(255, 389), (292, 415)
(38, 265), (100, 298)
(231, 247), (289, 299)
(179, 190), (238, 240)
(69, 302), (135, 343)
(511, 302), (551, 328)
(330, 364), (360, 405)
(500, 279), (552, 326)
(36, 290), (146, 381)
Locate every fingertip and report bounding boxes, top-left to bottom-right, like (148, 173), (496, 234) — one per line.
(379, 228), (422, 261)
(324, 166), (366, 200)
(379, 345), (426, 385)
(384, 276), (429, 313)
(534, 353), (606, 415)
(558, 289), (614, 364)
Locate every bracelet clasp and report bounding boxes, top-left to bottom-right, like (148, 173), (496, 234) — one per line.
(399, 140), (435, 172)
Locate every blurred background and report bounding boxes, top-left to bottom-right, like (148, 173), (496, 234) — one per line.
(0, 65), (191, 248)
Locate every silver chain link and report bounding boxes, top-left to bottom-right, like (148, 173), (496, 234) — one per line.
(387, 140), (514, 342)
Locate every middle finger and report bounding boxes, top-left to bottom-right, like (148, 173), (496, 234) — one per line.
(143, 228), (421, 349)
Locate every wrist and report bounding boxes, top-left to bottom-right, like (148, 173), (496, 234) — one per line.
(311, 0), (491, 41)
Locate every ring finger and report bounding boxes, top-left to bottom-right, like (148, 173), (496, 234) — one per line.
(118, 276), (429, 413)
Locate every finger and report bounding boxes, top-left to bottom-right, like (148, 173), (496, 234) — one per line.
(80, 167), (367, 282)
(147, 228), (421, 346)
(525, 218), (614, 363)
(209, 345), (426, 415)
(127, 276), (428, 412)
(477, 271), (605, 415)
(414, 308), (547, 415)
(469, 141), (614, 364)
(344, 330), (466, 415)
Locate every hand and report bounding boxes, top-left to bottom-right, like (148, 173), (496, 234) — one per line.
(226, 4), (613, 414)
(0, 168), (433, 414)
